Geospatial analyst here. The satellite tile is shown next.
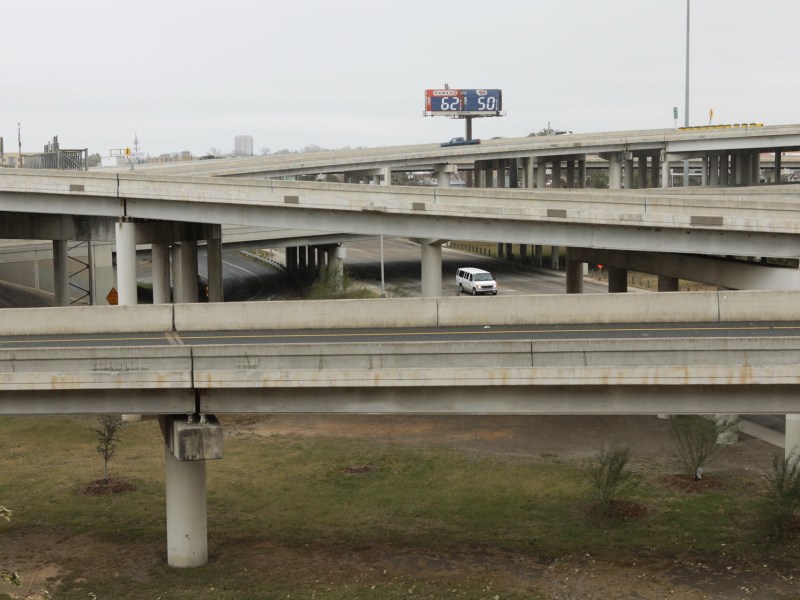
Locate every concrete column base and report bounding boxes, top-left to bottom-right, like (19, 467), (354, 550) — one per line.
(786, 415), (800, 459)
(420, 242), (443, 298)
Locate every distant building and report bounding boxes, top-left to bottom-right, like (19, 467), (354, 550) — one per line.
(234, 135), (253, 157)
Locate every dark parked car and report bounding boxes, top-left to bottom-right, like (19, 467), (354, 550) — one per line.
(441, 137), (481, 147)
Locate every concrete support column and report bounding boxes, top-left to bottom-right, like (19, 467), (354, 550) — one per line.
(701, 155), (709, 186)
(536, 158), (547, 188)
(53, 239), (69, 307)
(775, 151), (782, 184)
(720, 154), (729, 186)
(206, 226), (223, 303)
(637, 155), (648, 188)
(752, 152), (761, 184)
(164, 444), (208, 567)
(661, 155), (671, 189)
(332, 246), (345, 292)
(734, 153), (743, 185)
(623, 158), (634, 189)
(381, 166), (391, 186)
(658, 275), (679, 292)
(519, 244), (528, 262)
(436, 169), (451, 188)
(534, 245), (543, 266)
(551, 161), (561, 188)
(497, 243), (504, 258)
(420, 241), (442, 298)
(298, 246), (308, 270)
(608, 268), (628, 293)
(505, 243), (513, 259)
(565, 249), (584, 294)
(608, 154), (623, 189)
(495, 161), (505, 188)
(709, 155), (720, 187)
(508, 159), (519, 188)
(566, 159), (576, 188)
(651, 154), (661, 188)
(550, 246), (560, 270)
(172, 241), (198, 304)
(115, 220), (138, 306)
(484, 163), (494, 188)
(786, 415), (800, 459)
(578, 159), (587, 188)
(524, 157), (534, 188)
(152, 243), (171, 304)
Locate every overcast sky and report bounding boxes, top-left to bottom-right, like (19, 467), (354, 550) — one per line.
(3, 0), (798, 158)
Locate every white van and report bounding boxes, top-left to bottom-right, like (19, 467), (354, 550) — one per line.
(456, 267), (498, 295)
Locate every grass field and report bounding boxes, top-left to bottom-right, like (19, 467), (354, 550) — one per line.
(1, 415), (799, 599)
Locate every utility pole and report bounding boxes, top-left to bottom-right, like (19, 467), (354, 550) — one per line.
(17, 122), (22, 168)
(683, 0), (690, 186)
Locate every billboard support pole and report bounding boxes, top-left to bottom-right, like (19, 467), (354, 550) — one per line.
(465, 116), (474, 187)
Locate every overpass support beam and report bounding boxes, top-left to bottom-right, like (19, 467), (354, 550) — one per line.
(658, 275), (680, 292)
(206, 225), (223, 303)
(160, 415), (223, 568)
(786, 415), (800, 459)
(53, 239), (69, 306)
(115, 220), (138, 306)
(551, 160), (561, 188)
(651, 154), (661, 188)
(661, 155), (671, 189)
(172, 241), (198, 304)
(536, 158), (547, 188)
(578, 158), (587, 188)
(566, 248), (585, 294)
(623, 157), (634, 190)
(608, 267), (628, 293)
(152, 243), (171, 304)
(419, 240), (443, 298)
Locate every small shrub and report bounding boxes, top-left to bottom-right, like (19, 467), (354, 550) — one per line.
(91, 415), (125, 480)
(764, 452), (800, 537)
(670, 415), (736, 480)
(585, 444), (633, 515)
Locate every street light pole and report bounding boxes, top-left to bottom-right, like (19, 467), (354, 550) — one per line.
(683, 0), (690, 186)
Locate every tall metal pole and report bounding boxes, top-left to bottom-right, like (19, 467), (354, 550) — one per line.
(683, 0), (690, 186)
(17, 122), (22, 168)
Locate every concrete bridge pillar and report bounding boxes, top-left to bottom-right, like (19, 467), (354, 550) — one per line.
(115, 220), (138, 306)
(206, 225), (223, 303)
(566, 248), (585, 294)
(701, 155), (709, 186)
(160, 415), (223, 568)
(165, 445), (207, 567)
(152, 243), (171, 304)
(623, 157), (634, 189)
(331, 245), (346, 292)
(650, 154), (661, 188)
(720, 153), (730, 186)
(536, 158), (547, 188)
(607, 153), (623, 190)
(551, 160), (561, 188)
(658, 275), (680, 292)
(786, 415), (800, 459)
(661, 155), (671, 189)
(775, 150), (782, 183)
(172, 241), (198, 303)
(381, 166), (392, 186)
(637, 155), (648, 188)
(578, 158), (587, 188)
(420, 241), (442, 298)
(534, 245), (543, 267)
(566, 159), (576, 188)
(709, 154), (720, 187)
(608, 267), (628, 293)
(550, 246), (560, 270)
(53, 239), (69, 307)
(524, 157), (534, 188)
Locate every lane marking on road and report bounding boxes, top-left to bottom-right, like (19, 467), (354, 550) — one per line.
(1, 323), (798, 347)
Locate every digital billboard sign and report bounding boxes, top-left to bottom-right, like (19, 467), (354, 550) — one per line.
(425, 89), (503, 116)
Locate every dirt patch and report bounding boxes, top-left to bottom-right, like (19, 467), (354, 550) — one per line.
(658, 473), (727, 493)
(77, 477), (136, 496)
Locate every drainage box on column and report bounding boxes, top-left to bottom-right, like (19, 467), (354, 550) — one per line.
(167, 415), (223, 461)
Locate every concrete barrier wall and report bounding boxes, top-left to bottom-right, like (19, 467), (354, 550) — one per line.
(436, 292), (722, 326)
(1, 290), (799, 336)
(0, 305), (173, 336)
(174, 297), (439, 332)
(718, 290), (800, 322)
